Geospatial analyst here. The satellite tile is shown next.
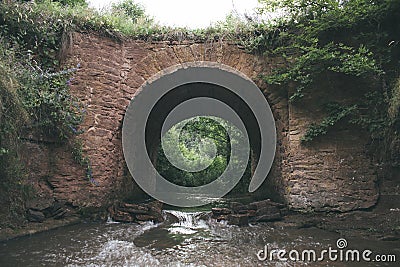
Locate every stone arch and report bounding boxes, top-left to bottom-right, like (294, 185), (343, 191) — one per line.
(64, 34), (288, 207)
(122, 61), (277, 206)
(52, 32), (378, 212)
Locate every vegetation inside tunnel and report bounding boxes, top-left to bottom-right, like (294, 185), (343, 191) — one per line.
(155, 116), (253, 195)
(140, 80), (264, 199)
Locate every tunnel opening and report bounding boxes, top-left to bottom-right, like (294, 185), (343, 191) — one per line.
(144, 82), (262, 199)
(122, 63), (277, 207)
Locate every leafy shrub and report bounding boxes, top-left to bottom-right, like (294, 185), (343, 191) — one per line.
(0, 24), (83, 226)
(111, 0), (145, 23)
(156, 117), (251, 194)
(301, 103), (357, 143)
(253, 0), (400, 145)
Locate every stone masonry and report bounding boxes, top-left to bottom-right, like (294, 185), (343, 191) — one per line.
(21, 32), (379, 212)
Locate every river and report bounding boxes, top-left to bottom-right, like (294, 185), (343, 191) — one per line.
(0, 210), (398, 266)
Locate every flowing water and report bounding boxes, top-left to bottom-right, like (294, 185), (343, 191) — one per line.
(0, 210), (398, 266)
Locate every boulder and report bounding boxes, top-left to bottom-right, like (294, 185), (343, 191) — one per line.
(119, 203), (149, 215)
(229, 202), (246, 213)
(214, 215), (229, 222)
(256, 206), (281, 217)
(210, 199), (287, 225)
(228, 214), (249, 226)
(147, 201), (163, 212)
(254, 213), (282, 222)
(136, 214), (159, 222)
(249, 199), (285, 210)
(164, 212), (180, 224)
(198, 211), (211, 221)
(27, 209), (45, 222)
(112, 210), (136, 223)
(109, 200), (164, 223)
(26, 198), (54, 211)
(52, 209), (67, 220)
(247, 210), (257, 217)
(43, 201), (66, 219)
(253, 206), (282, 222)
(211, 208), (232, 218)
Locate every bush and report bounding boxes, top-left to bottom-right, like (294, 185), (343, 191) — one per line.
(156, 117), (252, 193)
(253, 0), (400, 145)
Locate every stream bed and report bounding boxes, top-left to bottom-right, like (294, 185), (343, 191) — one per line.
(1, 210), (398, 266)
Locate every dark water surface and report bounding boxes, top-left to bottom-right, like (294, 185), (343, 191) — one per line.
(1, 211), (398, 266)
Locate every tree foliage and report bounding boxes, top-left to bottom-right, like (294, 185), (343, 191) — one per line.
(252, 0), (400, 146)
(52, 0), (88, 6)
(111, 0), (145, 23)
(156, 117), (251, 194)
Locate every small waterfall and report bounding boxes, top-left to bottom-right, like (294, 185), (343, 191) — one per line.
(164, 210), (209, 235)
(106, 215), (119, 224)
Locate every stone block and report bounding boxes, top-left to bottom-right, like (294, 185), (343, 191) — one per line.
(27, 209), (45, 223)
(228, 214), (249, 226)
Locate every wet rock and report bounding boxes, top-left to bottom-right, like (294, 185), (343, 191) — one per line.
(253, 213), (282, 222)
(253, 206), (282, 222)
(214, 215), (229, 222)
(27, 209), (45, 223)
(119, 203), (149, 215)
(133, 228), (181, 249)
(228, 214), (249, 226)
(112, 210), (136, 223)
(280, 207), (290, 216)
(136, 214), (159, 222)
(145, 201), (164, 223)
(43, 201), (67, 219)
(26, 198), (54, 211)
(229, 202), (246, 213)
(198, 211), (211, 221)
(26, 199), (71, 222)
(211, 199), (287, 225)
(109, 200), (164, 223)
(237, 209), (251, 214)
(52, 207), (68, 220)
(164, 212), (179, 224)
(246, 203), (258, 210)
(149, 213), (164, 223)
(250, 199), (285, 210)
(256, 206), (281, 217)
(211, 208), (232, 218)
(247, 210), (257, 217)
(147, 201), (163, 211)
(147, 201), (163, 216)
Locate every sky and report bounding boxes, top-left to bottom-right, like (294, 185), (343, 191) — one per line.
(87, 0), (261, 29)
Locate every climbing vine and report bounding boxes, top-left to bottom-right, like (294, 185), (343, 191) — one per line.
(301, 103), (357, 143)
(250, 0), (400, 147)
